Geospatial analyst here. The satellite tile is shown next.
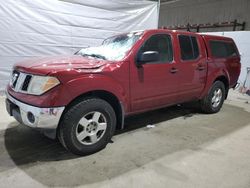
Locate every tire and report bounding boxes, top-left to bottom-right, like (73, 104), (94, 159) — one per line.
(200, 81), (226, 114)
(58, 98), (116, 155)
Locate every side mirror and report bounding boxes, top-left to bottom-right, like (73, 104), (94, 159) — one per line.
(137, 51), (160, 66)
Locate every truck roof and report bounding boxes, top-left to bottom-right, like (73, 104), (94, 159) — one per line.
(142, 29), (234, 41)
(199, 33), (234, 42)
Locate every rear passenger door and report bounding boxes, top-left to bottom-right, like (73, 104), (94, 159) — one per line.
(176, 34), (207, 102)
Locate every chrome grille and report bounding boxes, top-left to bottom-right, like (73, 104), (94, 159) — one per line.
(11, 70), (19, 88)
(10, 71), (33, 93)
(22, 75), (32, 91)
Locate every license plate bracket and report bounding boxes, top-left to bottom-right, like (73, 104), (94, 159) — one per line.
(5, 99), (12, 116)
(5, 99), (18, 116)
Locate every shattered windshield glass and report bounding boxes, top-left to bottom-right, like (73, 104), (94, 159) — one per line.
(77, 31), (143, 61)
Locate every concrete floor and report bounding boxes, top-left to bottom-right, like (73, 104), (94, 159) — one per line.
(0, 90), (250, 188)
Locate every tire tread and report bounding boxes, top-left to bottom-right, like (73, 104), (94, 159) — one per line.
(58, 98), (116, 155)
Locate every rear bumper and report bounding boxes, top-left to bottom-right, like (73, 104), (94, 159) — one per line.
(5, 91), (65, 138)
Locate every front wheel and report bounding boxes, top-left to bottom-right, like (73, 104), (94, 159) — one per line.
(58, 98), (116, 155)
(200, 81), (226, 114)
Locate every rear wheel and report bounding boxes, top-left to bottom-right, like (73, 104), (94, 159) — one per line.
(58, 98), (116, 155)
(200, 81), (226, 114)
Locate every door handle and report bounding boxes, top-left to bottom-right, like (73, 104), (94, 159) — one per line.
(197, 65), (205, 71)
(170, 67), (178, 74)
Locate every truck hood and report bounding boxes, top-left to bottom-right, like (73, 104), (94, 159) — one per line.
(14, 55), (112, 75)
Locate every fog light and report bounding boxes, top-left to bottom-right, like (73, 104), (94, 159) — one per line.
(27, 112), (35, 123)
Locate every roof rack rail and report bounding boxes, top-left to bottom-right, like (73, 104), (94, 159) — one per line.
(161, 20), (246, 32)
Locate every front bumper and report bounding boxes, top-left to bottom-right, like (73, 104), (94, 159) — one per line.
(5, 91), (65, 138)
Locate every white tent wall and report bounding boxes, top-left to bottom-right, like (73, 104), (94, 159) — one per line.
(0, 0), (158, 93)
(203, 31), (250, 85)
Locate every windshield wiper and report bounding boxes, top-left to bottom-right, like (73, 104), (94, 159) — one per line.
(81, 53), (106, 60)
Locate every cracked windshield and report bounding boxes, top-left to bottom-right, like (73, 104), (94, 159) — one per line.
(77, 32), (143, 61)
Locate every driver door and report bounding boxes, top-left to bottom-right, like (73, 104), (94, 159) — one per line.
(130, 33), (180, 112)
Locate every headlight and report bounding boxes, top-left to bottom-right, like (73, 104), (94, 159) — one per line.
(27, 76), (60, 95)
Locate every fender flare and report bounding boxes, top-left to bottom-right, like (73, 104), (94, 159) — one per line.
(200, 69), (230, 99)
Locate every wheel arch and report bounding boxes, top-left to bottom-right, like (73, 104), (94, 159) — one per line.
(214, 75), (229, 99)
(58, 90), (124, 134)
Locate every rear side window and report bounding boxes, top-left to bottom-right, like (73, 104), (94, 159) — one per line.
(178, 35), (200, 61)
(210, 41), (238, 58)
(139, 34), (173, 63)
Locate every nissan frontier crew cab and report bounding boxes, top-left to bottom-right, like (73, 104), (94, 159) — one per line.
(5, 29), (241, 155)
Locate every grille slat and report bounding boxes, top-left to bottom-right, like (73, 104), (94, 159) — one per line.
(11, 70), (20, 88)
(11, 71), (32, 93)
(21, 75), (32, 91)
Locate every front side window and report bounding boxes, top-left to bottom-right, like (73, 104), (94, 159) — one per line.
(179, 35), (200, 61)
(138, 34), (173, 63)
(210, 40), (238, 58)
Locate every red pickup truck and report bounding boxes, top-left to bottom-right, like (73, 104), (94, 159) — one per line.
(5, 29), (241, 155)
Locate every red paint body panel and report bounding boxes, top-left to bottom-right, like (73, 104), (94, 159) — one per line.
(7, 29), (241, 116)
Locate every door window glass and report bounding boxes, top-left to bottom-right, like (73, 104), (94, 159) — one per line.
(179, 35), (200, 60)
(138, 34), (173, 63)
